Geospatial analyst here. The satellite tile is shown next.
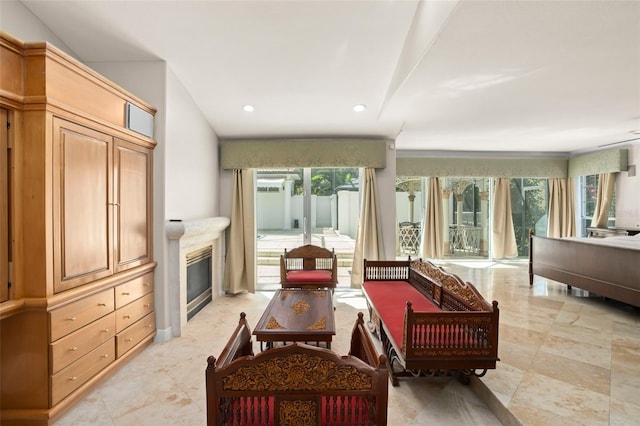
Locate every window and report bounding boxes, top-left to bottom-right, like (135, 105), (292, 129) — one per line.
(580, 174), (616, 235)
(510, 178), (548, 257)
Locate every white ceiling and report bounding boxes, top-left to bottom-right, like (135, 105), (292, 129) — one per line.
(19, 0), (640, 154)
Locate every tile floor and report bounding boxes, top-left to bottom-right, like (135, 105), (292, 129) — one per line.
(54, 260), (640, 425)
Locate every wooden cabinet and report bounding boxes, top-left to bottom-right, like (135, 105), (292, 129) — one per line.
(53, 118), (114, 292)
(0, 32), (157, 425)
(115, 138), (153, 272)
(0, 108), (8, 304)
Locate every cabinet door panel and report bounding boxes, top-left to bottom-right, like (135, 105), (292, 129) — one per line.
(114, 138), (152, 272)
(53, 118), (113, 292)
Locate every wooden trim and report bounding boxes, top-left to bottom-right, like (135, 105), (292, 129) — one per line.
(1, 108), (8, 304)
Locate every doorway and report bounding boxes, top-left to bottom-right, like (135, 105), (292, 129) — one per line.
(255, 168), (359, 289)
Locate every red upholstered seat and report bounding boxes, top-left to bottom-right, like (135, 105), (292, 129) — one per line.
(286, 269), (333, 283)
(364, 281), (447, 349)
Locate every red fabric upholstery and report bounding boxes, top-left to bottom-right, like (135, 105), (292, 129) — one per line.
(224, 395), (375, 425)
(286, 269), (333, 283)
(363, 281), (439, 349)
(322, 395), (373, 425)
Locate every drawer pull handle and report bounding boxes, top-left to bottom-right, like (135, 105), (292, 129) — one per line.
(69, 376), (77, 381)
(102, 329), (110, 333)
(122, 292), (130, 296)
(67, 317), (77, 321)
(101, 354), (109, 358)
(143, 304), (151, 308)
(125, 338), (133, 342)
(98, 303), (107, 307)
(123, 315), (131, 319)
(70, 346), (78, 351)
(146, 324), (152, 328)
(144, 282), (151, 287)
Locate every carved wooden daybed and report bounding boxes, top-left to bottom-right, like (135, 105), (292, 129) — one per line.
(206, 312), (388, 425)
(361, 259), (500, 386)
(280, 244), (338, 290)
(529, 230), (640, 307)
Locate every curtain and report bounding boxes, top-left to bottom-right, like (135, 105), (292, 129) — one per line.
(351, 168), (384, 288)
(492, 178), (518, 258)
(421, 177), (443, 258)
(223, 169), (256, 294)
(547, 178), (576, 238)
(590, 172), (615, 228)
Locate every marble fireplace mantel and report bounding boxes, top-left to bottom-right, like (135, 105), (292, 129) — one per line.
(166, 217), (230, 337)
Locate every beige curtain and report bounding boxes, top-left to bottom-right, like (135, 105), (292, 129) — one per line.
(421, 177), (443, 258)
(223, 169), (256, 294)
(547, 178), (576, 238)
(351, 168), (384, 288)
(492, 178), (518, 258)
(590, 172), (615, 228)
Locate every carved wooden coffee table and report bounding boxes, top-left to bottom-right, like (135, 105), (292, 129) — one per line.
(253, 289), (335, 350)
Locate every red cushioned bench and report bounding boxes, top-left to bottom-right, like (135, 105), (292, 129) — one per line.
(280, 244), (338, 290)
(362, 259), (500, 386)
(206, 312), (389, 425)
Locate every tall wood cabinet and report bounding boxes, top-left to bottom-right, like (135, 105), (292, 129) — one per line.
(0, 33), (157, 425)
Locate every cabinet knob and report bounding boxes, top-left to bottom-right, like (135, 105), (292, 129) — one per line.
(101, 354), (109, 359)
(67, 317), (77, 321)
(98, 303), (107, 307)
(69, 376), (77, 381)
(122, 292), (130, 296)
(125, 338), (133, 342)
(145, 324), (152, 328)
(143, 304), (151, 308)
(123, 315), (131, 319)
(102, 329), (110, 333)
(69, 346), (78, 351)
(143, 283), (151, 287)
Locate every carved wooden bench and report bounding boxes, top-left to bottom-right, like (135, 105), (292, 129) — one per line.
(362, 259), (499, 386)
(280, 244), (338, 290)
(206, 312), (388, 425)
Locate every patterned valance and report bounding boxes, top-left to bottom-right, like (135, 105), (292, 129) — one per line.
(396, 156), (568, 178)
(568, 149), (628, 177)
(220, 139), (388, 169)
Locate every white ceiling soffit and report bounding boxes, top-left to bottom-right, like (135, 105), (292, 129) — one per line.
(19, 0), (640, 154)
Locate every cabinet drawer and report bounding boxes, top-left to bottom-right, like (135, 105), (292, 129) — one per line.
(117, 312), (155, 358)
(116, 292), (154, 333)
(51, 339), (115, 406)
(50, 288), (115, 341)
(115, 273), (153, 309)
(51, 312), (116, 374)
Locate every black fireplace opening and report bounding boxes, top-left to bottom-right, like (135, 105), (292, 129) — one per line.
(186, 247), (212, 320)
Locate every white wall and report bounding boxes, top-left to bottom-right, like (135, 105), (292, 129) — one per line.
(315, 196), (332, 228)
(376, 144), (399, 259)
(256, 192), (284, 229)
(165, 68), (219, 221)
(0, 1), (76, 56)
(616, 142), (640, 229)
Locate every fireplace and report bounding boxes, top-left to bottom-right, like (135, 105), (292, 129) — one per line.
(186, 246), (212, 320)
(166, 217), (230, 337)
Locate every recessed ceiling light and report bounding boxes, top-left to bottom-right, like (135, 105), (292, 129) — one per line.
(353, 104), (367, 112)
(242, 105), (255, 112)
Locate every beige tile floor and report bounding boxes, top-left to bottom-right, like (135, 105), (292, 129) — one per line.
(54, 260), (640, 425)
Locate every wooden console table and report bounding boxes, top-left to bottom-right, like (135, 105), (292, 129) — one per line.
(253, 289), (335, 350)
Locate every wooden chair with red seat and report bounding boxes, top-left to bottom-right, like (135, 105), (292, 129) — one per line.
(280, 244), (338, 290)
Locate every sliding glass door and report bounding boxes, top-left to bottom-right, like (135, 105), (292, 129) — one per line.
(255, 168), (359, 288)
